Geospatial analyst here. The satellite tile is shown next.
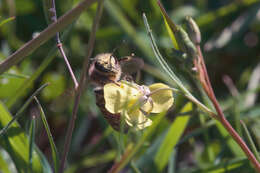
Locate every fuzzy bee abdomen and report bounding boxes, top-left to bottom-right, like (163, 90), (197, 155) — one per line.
(94, 88), (128, 132)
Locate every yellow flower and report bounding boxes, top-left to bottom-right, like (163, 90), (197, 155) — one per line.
(103, 81), (174, 130)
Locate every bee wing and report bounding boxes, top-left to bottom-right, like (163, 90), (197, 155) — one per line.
(119, 56), (144, 75)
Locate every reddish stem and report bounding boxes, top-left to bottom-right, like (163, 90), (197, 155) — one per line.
(57, 43), (79, 90)
(196, 45), (260, 172)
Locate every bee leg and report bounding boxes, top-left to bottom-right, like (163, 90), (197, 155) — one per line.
(109, 80), (120, 86)
(121, 74), (134, 82)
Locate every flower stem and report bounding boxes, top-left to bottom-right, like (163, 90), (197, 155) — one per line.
(58, 0), (104, 172)
(195, 45), (260, 172)
(148, 87), (218, 119)
(50, 0), (79, 90)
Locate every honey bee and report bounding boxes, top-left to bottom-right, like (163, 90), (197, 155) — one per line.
(89, 53), (144, 131)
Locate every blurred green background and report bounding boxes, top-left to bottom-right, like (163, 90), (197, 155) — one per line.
(0, 0), (260, 172)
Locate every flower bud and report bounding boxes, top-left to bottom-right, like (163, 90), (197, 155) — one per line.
(185, 16), (201, 44)
(176, 27), (197, 59)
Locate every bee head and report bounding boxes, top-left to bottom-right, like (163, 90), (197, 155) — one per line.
(94, 53), (119, 73)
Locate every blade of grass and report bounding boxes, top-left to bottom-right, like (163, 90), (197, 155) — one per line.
(215, 121), (244, 156)
(157, 1), (179, 50)
(34, 97), (60, 173)
(0, 16), (15, 27)
(0, 83), (48, 136)
(65, 150), (116, 173)
(168, 150), (176, 173)
(154, 102), (191, 171)
(130, 161), (141, 173)
(0, 102), (46, 173)
(240, 120), (260, 162)
(189, 157), (250, 173)
(163, 18), (179, 50)
(0, 152), (12, 173)
(1, 72), (29, 79)
(28, 116), (36, 173)
(108, 112), (165, 173)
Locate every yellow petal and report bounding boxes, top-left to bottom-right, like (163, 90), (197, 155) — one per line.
(124, 109), (152, 130)
(103, 81), (141, 114)
(147, 83), (174, 113)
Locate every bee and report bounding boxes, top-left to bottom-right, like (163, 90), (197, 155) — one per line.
(89, 53), (144, 131)
(88, 53), (121, 86)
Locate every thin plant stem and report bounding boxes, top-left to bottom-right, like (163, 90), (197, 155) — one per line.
(0, 0), (97, 75)
(143, 13), (218, 120)
(130, 161), (141, 173)
(240, 120), (260, 162)
(147, 87), (217, 119)
(196, 45), (260, 171)
(0, 83), (48, 136)
(6, 22), (73, 108)
(49, 0), (79, 89)
(57, 44), (79, 89)
(58, 0), (104, 172)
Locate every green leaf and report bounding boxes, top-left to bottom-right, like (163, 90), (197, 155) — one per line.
(0, 17), (16, 27)
(0, 150), (12, 173)
(190, 157), (251, 173)
(215, 121), (244, 156)
(0, 68), (27, 99)
(163, 16), (179, 50)
(154, 102), (191, 171)
(240, 120), (260, 162)
(41, 72), (66, 101)
(0, 101), (44, 173)
(28, 117), (36, 173)
(0, 84), (48, 136)
(35, 97), (59, 173)
(157, 1), (179, 50)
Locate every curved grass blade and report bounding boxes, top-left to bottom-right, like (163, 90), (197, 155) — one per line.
(189, 156), (251, 173)
(155, 102), (191, 171)
(215, 121), (244, 156)
(34, 97), (59, 173)
(157, 1), (179, 50)
(0, 83), (48, 136)
(1, 72), (29, 79)
(241, 120), (260, 162)
(0, 16), (15, 27)
(28, 116), (36, 173)
(0, 152), (12, 173)
(0, 102), (44, 173)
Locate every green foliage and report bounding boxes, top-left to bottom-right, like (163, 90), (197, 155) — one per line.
(41, 72), (66, 101)
(155, 102), (191, 171)
(0, 101), (49, 173)
(0, 0), (260, 172)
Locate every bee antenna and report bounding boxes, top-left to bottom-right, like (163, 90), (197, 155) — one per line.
(111, 40), (128, 57)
